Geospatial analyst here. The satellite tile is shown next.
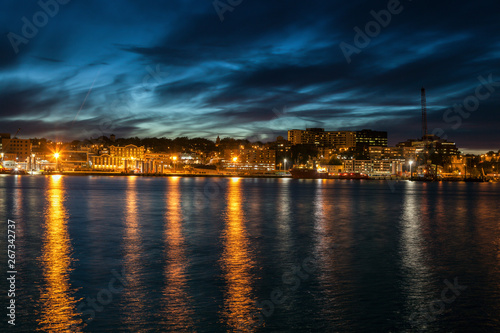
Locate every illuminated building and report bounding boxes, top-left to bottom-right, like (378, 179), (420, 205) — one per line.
(109, 144), (145, 160)
(1, 137), (32, 160)
(223, 148), (276, 171)
(91, 144), (145, 171)
(355, 129), (388, 147)
(368, 146), (416, 161)
(287, 128), (356, 148)
(344, 159), (399, 175)
(91, 154), (123, 170)
(396, 135), (459, 156)
(144, 152), (172, 173)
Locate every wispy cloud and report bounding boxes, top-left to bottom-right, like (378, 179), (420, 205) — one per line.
(0, 0), (499, 150)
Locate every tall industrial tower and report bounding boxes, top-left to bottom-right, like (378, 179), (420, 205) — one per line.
(421, 87), (428, 139)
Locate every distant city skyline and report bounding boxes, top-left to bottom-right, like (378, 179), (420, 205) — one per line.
(1, 0), (499, 153)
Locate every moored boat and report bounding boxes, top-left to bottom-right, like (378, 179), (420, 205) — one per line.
(338, 172), (370, 180)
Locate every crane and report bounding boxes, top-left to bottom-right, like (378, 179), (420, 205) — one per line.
(13, 128), (21, 139)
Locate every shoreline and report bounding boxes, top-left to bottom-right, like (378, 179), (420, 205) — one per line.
(2, 171), (291, 179)
(1, 171), (494, 182)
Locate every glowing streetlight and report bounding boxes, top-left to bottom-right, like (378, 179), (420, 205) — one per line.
(284, 158), (287, 171)
(232, 157), (238, 173)
(172, 156), (178, 172)
(409, 160), (413, 181)
(54, 152), (60, 172)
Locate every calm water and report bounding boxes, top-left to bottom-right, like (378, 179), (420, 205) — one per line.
(1, 175), (500, 332)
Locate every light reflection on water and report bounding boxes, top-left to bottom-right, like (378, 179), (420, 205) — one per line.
(121, 176), (147, 331)
(0, 176), (499, 332)
(313, 180), (344, 327)
(37, 175), (83, 331)
(399, 182), (433, 327)
(220, 178), (258, 331)
(160, 177), (195, 331)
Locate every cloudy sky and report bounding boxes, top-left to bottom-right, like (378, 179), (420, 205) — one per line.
(1, 0), (499, 151)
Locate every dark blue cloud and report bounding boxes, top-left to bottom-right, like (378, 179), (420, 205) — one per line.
(0, 0), (499, 151)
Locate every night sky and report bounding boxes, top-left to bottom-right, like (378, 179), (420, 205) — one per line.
(1, 0), (499, 152)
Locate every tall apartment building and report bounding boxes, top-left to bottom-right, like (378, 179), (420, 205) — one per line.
(287, 129), (304, 145)
(327, 131), (356, 148)
(355, 129), (388, 147)
(1, 137), (32, 160)
(287, 128), (356, 148)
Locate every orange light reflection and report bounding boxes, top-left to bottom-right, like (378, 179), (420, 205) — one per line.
(121, 176), (146, 330)
(220, 178), (257, 331)
(38, 175), (82, 331)
(161, 178), (195, 330)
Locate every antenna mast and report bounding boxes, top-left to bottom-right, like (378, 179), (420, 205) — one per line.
(421, 87), (427, 139)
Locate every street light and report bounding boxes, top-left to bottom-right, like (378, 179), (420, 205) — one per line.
(172, 156), (177, 172)
(409, 160), (413, 181)
(54, 152), (60, 172)
(232, 157), (238, 173)
(284, 158), (287, 171)
(31, 153), (35, 174)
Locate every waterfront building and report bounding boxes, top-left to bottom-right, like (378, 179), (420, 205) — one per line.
(144, 152), (173, 173)
(109, 144), (145, 160)
(1, 137), (32, 161)
(91, 144), (145, 171)
(223, 147), (276, 171)
(367, 146), (416, 162)
(287, 128), (356, 148)
(396, 135), (459, 156)
(355, 129), (388, 147)
(344, 159), (399, 175)
(91, 154), (124, 171)
(57, 151), (90, 170)
(368, 146), (401, 160)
